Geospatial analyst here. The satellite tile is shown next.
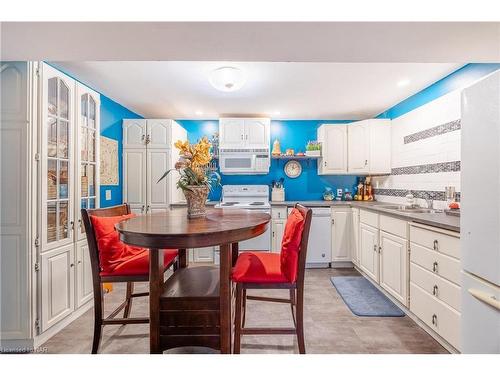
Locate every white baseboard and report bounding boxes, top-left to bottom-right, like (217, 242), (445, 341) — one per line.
(34, 301), (93, 348)
(353, 265), (459, 354)
(331, 261), (354, 268)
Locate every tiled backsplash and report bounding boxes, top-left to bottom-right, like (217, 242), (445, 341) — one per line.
(372, 90), (462, 209)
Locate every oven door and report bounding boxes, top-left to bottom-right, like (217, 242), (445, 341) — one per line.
(238, 209), (271, 251)
(219, 153), (256, 174)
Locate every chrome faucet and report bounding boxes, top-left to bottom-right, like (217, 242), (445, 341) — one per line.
(425, 198), (434, 209)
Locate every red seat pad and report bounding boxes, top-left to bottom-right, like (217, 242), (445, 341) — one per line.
(279, 208), (305, 283)
(231, 252), (288, 283)
(90, 214), (177, 276)
(99, 249), (178, 277)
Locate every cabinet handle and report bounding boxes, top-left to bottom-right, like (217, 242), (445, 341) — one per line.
(78, 260), (82, 265)
(147, 205), (150, 212)
(365, 159), (368, 166)
(332, 218), (335, 225)
(141, 205), (145, 213)
(272, 231), (275, 238)
(432, 261), (438, 273)
(373, 244), (377, 252)
(433, 239), (439, 251)
(145, 135), (151, 144)
(70, 263), (74, 268)
(378, 246), (382, 253)
(141, 134), (145, 143)
(241, 134), (244, 140)
(432, 285), (439, 296)
(324, 161), (327, 167)
(431, 314), (437, 326)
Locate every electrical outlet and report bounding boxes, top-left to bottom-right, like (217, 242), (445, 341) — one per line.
(105, 189), (112, 201)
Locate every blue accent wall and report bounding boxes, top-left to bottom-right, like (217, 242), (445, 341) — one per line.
(99, 96), (143, 207)
(177, 120), (359, 201)
(377, 63), (500, 119)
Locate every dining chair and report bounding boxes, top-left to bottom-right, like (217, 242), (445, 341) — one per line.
(231, 203), (313, 354)
(81, 204), (178, 354)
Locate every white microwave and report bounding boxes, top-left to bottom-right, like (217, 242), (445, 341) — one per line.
(219, 149), (270, 174)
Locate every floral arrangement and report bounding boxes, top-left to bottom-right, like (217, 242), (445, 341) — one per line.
(158, 137), (220, 191)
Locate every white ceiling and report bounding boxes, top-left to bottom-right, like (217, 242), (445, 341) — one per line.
(53, 61), (462, 119)
(2, 22), (499, 62)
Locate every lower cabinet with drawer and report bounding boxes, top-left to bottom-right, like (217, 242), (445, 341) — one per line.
(409, 223), (461, 351)
(410, 282), (461, 350)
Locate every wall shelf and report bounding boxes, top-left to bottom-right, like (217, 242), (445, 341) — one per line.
(272, 154), (321, 166)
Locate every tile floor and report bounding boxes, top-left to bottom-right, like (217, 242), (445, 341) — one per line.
(42, 267), (447, 354)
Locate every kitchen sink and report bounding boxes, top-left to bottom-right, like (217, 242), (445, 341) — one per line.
(378, 205), (436, 213)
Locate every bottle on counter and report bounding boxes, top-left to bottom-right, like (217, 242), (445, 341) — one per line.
(357, 180), (364, 201)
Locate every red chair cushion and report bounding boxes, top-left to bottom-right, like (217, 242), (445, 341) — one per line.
(90, 214), (177, 276)
(279, 208), (305, 283)
(99, 249), (178, 277)
(231, 252), (288, 283)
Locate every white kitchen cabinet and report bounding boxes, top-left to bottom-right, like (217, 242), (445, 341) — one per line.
(368, 120), (391, 174)
(245, 119), (269, 148)
(359, 222), (379, 282)
(317, 124), (348, 174)
(331, 208), (351, 262)
(123, 148), (147, 214)
(147, 119), (171, 149)
(317, 119), (391, 175)
(40, 244), (75, 331)
(146, 150), (171, 213)
(123, 119), (187, 213)
(348, 119), (391, 174)
(75, 240), (93, 308)
(271, 219), (285, 253)
(379, 230), (408, 305)
(219, 118), (270, 149)
(123, 119), (146, 148)
(351, 208), (360, 266)
(348, 121), (370, 174)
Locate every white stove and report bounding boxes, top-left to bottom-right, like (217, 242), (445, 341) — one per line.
(215, 185), (271, 210)
(215, 185), (271, 255)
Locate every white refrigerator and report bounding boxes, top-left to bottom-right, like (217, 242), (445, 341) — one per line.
(461, 70), (500, 353)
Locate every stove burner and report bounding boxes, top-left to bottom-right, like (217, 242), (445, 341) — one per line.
(249, 202), (265, 206)
(221, 202), (239, 206)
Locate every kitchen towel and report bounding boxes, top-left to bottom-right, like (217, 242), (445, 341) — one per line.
(330, 276), (405, 317)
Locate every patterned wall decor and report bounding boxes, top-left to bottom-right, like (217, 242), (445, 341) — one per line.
(391, 161), (460, 175)
(100, 136), (119, 185)
(374, 188), (461, 202)
(403, 119), (461, 144)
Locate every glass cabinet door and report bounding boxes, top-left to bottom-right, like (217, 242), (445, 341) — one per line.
(76, 84), (100, 240)
(42, 64), (74, 249)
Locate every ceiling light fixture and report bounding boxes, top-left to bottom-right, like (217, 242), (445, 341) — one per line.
(397, 79), (410, 87)
(195, 110), (204, 116)
(209, 66), (246, 92)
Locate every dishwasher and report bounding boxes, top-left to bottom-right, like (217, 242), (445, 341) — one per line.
(289, 206), (332, 268)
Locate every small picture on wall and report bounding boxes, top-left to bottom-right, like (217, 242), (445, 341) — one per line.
(100, 136), (119, 185)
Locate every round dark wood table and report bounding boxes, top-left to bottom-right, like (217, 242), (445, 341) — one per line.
(115, 208), (271, 354)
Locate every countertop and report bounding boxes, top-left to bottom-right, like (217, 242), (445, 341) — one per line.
(271, 200), (460, 233)
(169, 200), (460, 233)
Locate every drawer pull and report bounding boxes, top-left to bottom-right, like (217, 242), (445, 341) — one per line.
(373, 244), (377, 252)
(433, 239), (439, 251)
(431, 314), (437, 326)
(432, 285), (439, 296)
(468, 288), (500, 311)
(432, 261), (438, 273)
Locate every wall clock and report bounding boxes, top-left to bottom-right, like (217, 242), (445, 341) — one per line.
(284, 160), (302, 178)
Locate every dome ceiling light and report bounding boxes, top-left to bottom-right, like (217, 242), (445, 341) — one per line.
(208, 66), (246, 92)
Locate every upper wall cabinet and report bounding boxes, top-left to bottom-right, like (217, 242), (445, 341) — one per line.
(318, 124), (348, 174)
(318, 119), (391, 175)
(219, 118), (270, 149)
(123, 119), (172, 149)
(348, 119), (391, 174)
